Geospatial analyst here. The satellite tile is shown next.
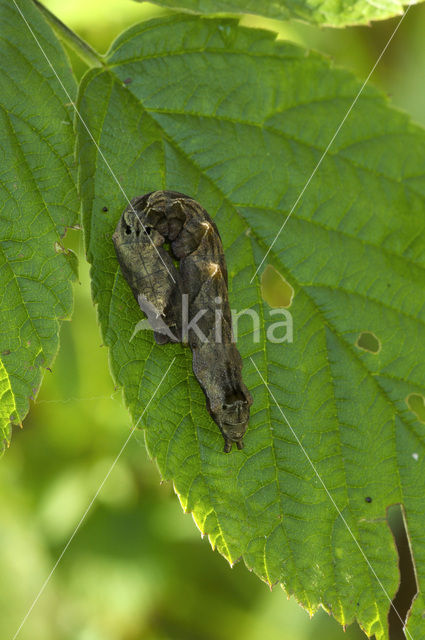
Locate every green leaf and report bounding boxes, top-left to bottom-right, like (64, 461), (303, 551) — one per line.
(0, 358), (16, 447)
(0, 0), (79, 450)
(77, 15), (425, 639)
(134, 0), (419, 27)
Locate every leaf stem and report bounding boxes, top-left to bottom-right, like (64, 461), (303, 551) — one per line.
(32, 0), (105, 68)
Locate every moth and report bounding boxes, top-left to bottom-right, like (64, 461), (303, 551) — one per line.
(112, 190), (252, 452)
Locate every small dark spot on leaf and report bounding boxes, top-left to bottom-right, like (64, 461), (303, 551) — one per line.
(365, 496), (372, 503)
(356, 331), (380, 354)
(1, 350), (11, 356)
(46, 367), (52, 373)
(102, 206), (108, 212)
(123, 77), (133, 85)
(406, 393), (425, 424)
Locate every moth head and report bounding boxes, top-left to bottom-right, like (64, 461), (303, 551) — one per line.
(212, 392), (251, 452)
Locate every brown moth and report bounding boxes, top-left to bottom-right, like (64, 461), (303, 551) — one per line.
(112, 190), (252, 452)
(112, 201), (182, 344)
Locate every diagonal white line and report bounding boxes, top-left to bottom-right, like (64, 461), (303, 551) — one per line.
(250, 0), (414, 283)
(12, 0), (176, 284)
(11, 356), (176, 640)
(250, 357), (414, 639)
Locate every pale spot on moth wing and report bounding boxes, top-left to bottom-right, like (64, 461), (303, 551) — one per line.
(207, 262), (220, 277)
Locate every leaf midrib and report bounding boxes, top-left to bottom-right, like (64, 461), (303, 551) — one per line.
(145, 108), (423, 198)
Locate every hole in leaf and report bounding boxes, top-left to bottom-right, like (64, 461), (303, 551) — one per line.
(355, 331), (381, 354)
(387, 504), (418, 639)
(406, 393), (425, 424)
(261, 265), (294, 308)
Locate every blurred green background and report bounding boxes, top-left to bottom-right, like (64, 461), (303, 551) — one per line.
(2, 2), (424, 638)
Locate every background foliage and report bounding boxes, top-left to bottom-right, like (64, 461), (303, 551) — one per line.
(138, 0), (418, 26)
(0, 0), (78, 450)
(1, 1), (424, 639)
